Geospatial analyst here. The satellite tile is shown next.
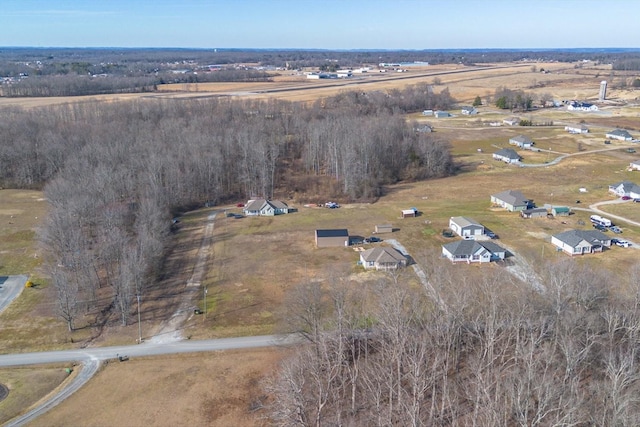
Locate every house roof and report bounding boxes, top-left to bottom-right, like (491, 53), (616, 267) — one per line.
(610, 181), (640, 193)
(494, 148), (521, 160)
(316, 229), (349, 238)
(491, 189), (530, 206)
(244, 199), (288, 211)
(510, 135), (533, 144)
(442, 240), (506, 257)
(522, 208), (548, 214)
(361, 247), (406, 264)
(607, 129), (633, 138)
(450, 216), (483, 228)
(553, 229), (610, 247)
(461, 106), (476, 111)
(631, 159), (640, 166)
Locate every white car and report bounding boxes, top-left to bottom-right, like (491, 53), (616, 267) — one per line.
(615, 240), (631, 248)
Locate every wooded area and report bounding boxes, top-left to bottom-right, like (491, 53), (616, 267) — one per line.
(0, 83), (453, 330)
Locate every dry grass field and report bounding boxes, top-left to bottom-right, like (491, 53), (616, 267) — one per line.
(2, 60), (640, 426)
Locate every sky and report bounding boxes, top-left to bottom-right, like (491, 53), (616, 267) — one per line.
(0, 0), (639, 50)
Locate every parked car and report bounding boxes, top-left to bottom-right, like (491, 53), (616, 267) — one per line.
(615, 240), (631, 247)
(622, 196), (631, 200)
(236, 203), (245, 207)
(367, 236), (381, 243)
(609, 226), (622, 234)
(325, 201), (340, 209)
(634, 198), (640, 203)
(593, 224), (607, 231)
(486, 231), (497, 239)
(604, 140), (611, 145)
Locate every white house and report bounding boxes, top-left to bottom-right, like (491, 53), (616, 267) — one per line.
(360, 247), (407, 270)
(565, 124), (589, 134)
(442, 240), (506, 263)
(503, 117), (520, 126)
(608, 181), (640, 199)
(434, 111), (451, 118)
(449, 217), (485, 239)
(491, 190), (532, 212)
(461, 106), (478, 115)
(509, 135), (534, 149)
(630, 159), (640, 171)
(493, 148), (521, 164)
(243, 199), (290, 216)
(606, 129), (633, 141)
(551, 230), (611, 256)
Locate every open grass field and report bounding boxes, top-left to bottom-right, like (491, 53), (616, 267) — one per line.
(2, 60), (640, 425)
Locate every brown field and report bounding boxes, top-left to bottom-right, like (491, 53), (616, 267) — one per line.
(3, 61), (640, 426)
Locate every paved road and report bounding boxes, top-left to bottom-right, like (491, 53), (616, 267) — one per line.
(0, 275), (28, 315)
(1, 334), (295, 426)
(572, 199), (640, 249)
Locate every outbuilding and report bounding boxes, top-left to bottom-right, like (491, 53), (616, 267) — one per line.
(374, 224), (393, 234)
(315, 229), (349, 248)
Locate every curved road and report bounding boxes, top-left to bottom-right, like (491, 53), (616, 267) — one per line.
(572, 199), (640, 248)
(0, 275), (28, 315)
(1, 335), (295, 426)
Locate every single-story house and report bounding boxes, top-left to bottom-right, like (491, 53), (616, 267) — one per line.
(442, 240), (507, 263)
(608, 181), (640, 199)
(374, 224), (393, 234)
(422, 109), (434, 116)
(551, 206), (571, 217)
(565, 124), (589, 134)
(551, 229), (611, 256)
(503, 117), (520, 126)
(493, 148), (521, 164)
(567, 101), (598, 112)
(360, 247), (407, 270)
(630, 160), (640, 171)
(509, 135), (534, 149)
(243, 199), (290, 216)
(606, 129), (633, 141)
(521, 208), (548, 218)
(434, 111), (451, 118)
(491, 190), (532, 212)
(315, 229), (349, 248)
(461, 106), (478, 115)
(449, 217), (485, 239)
(415, 124), (433, 133)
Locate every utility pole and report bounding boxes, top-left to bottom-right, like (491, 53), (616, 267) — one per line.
(203, 286), (208, 320)
(136, 294), (142, 343)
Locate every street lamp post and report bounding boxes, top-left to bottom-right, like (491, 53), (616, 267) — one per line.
(136, 294), (142, 344)
(203, 287), (208, 320)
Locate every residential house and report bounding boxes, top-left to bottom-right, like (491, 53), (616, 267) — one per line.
(606, 129), (633, 141)
(360, 247), (407, 270)
(449, 217), (485, 239)
(630, 159), (640, 171)
(243, 199), (290, 216)
(415, 124), (433, 133)
(493, 148), (521, 164)
(509, 135), (534, 149)
(442, 240), (507, 263)
(503, 117), (520, 126)
(567, 101), (598, 111)
(422, 109), (434, 116)
(551, 206), (571, 217)
(315, 229), (349, 248)
(461, 106), (478, 115)
(374, 224), (393, 234)
(434, 111), (451, 118)
(565, 124), (589, 134)
(551, 229), (611, 256)
(491, 190), (532, 212)
(520, 208), (548, 218)
(608, 181), (640, 199)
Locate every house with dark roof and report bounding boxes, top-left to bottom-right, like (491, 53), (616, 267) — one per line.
(315, 229), (349, 248)
(360, 247), (407, 270)
(551, 229), (611, 256)
(606, 129), (633, 141)
(243, 199), (290, 216)
(493, 148), (521, 164)
(509, 135), (534, 149)
(442, 240), (507, 263)
(608, 181), (640, 199)
(449, 217), (485, 239)
(490, 190), (532, 212)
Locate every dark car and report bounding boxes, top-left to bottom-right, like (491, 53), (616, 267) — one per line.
(367, 236), (382, 243)
(593, 224), (607, 231)
(622, 196), (631, 200)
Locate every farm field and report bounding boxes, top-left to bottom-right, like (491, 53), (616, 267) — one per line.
(2, 59), (640, 425)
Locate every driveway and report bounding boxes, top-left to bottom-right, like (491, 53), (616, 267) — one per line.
(573, 198), (640, 249)
(0, 275), (28, 315)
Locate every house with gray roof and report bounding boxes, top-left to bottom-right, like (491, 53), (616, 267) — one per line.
(493, 148), (521, 164)
(442, 240), (507, 263)
(520, 208), (548, 218)
(606, 129), (633, 141)
(509, 135), (534, 149)
(360, 247), (407, 270)
(630, 159), (640, 171)
(461, 106), (478, 115)
(490, 190), (532, 212)
(449, 217), (485, 239)
(608, 181), (640, 199)
(551, 229), (611, 256)
(243, 199), (290, 216)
